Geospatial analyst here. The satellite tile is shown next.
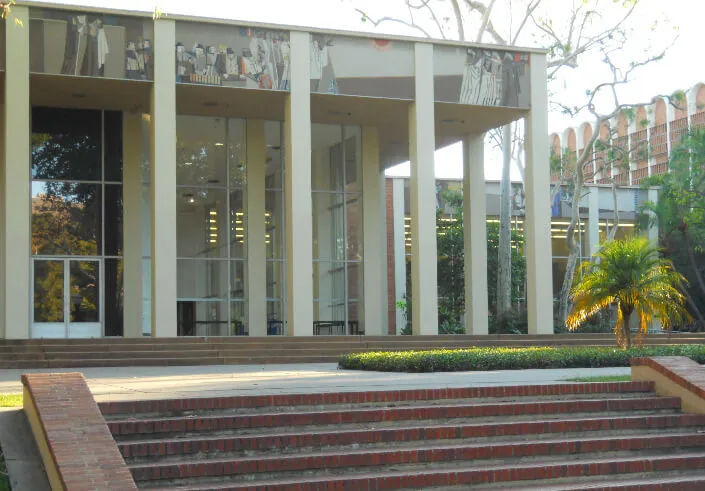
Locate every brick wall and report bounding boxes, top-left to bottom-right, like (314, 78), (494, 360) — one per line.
(22, 372), (137, 491)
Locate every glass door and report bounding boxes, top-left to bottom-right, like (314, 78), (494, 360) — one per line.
(32, 259), (102, 338)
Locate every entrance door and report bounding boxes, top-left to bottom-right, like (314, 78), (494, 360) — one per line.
(32, 259), (102, 338)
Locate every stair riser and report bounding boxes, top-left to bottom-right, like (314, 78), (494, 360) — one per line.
(129, 433), (705, 481)
(107, 398), (681, 437)
(118, 414), (705, 460)
(41, 351), (222, 360)
(138, 454), (705, 490)
(100, 383), (655, 417)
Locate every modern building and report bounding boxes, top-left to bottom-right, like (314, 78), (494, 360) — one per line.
(0, 2), (551, 340)
(383, 177), (652, 334)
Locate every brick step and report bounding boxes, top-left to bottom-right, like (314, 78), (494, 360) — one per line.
(0, 357), (228, 369)
(41, 350), (223, 360)
(38, 343), (220, 353)
(129, 432), (705, 482)
(494, 472), (705, 490)
(134, 451), (705, 490)
(108, 392), (656, 424)
(117, 413), (705, 461)
(100, 382), (654, 418)
(106, 396), (681, 437)
(0, 352), (47, 361)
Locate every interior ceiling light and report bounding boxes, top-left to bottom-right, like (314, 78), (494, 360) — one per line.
(184, 162), (193, 166)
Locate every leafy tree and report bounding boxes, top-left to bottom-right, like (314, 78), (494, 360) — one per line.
(566, 237), (690, 348)
(640, 127), (705, 325)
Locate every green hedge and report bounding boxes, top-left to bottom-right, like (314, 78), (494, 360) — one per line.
(338, 346), (705, 373)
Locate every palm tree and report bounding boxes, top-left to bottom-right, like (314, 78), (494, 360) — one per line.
(566, 237), (690, 348)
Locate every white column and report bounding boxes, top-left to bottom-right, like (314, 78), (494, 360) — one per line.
(284, 31), (314, 336)
(247, 120), (267, 336)
(392, 179), (407, 334)
(362, 127), (384, 336)
(2, 7), (31, 339)
(409, 42), (438, 335)
(647, 187), (659, 245)
(524, 53), (553, 335)
(123, 112), (144, 338)
(463, 134), (489, 335)
(150, 19), (177, 337)
(646, 102), (657, 177)
(587, 185), (601, 256)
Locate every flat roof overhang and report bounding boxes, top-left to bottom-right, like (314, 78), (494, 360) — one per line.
(27, 74), (529, 169)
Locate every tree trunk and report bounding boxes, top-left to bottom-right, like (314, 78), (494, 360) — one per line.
(682, 230), (705, 298)
(558, 174), (583, 323)
(622, 309), (632, 348)
(497, 123), (513, 317)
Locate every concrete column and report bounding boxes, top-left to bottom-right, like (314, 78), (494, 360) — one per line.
(463, 134), (489, 335)
(122, 112), (144, 338)
(284, 31), (313, 336)
(247, 120), (267, 336)
(587, 186), (600, 256)
(2, 7), (31, 339)
(647, 187), (659, 245)
(392, 179), (407, 334)
(524, 53), (553, 335)
(150, 19), (177, 337)
(587, 185), (601, 256)
(362, 127), (384, 336)
(646, 102), (657, 177)
(408, 42), (438, 336)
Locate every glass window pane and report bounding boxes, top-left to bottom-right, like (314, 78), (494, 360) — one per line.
(229, 119), (247, 187)
(33, 260), (64, 323)
(177, 259), (228, 299)
(177, 188), (228, 258)
(32, 107), (101, 181)
(104, 258), (123, 336)
(266, 260), (284, 300)
(176, 116), (227, 186)
(343, 126), (361, 193)
(230, 260), (246, 300)
(346, 196), (363, 261)
(104, 184), (123, 256)
(265, 189), (284, 260)
(266, 301), (285, 335)
(231, 301), (247, 336)
(32, 182), (101, 256)
(311, 124), (343, 192)
(177, 300), (228, 336)
(230, 188), (246, 259)
(104, 111), (123, 182)
(69, 261), (99, 323)
(265, 121), (283, 190)
(312, 192), (345, 261)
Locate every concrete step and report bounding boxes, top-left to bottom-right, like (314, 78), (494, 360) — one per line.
(42, 350), (222, 360)
(129, 432), (705, 482)
(106, 396), (681, 438)
(135, 451), (705, 489)
(117, 413), (705, 462)
(100, 382), (655, 418)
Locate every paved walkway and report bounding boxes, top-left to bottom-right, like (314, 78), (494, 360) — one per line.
(0, 364), (631, 402)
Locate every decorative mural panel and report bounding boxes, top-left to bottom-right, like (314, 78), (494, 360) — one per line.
(175, 22), (290, 90)
(29, 8), (154, 80)
(434, 46), (530, 107)
(310, 35), (414, 100)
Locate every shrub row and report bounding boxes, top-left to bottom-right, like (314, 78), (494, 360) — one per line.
(338, 345), (705, 373)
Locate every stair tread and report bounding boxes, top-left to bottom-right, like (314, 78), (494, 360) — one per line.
(117, 413), (705, 448)
(127, 430), (705, 469)
(136, 451), (705, 490)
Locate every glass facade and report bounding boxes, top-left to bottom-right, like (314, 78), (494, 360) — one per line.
(29, 8), (153, 79)
(311, 124), (364, 335)
(175, 115), (247, 336)
(175, 22), (290, 90)
(31, 107), (124, 338)
(310, 35), (414, 99)
(433, 46), (531, 107)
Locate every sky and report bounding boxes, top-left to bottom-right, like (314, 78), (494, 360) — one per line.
(31, 0), (705, 180)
